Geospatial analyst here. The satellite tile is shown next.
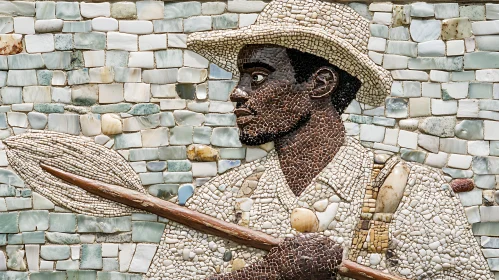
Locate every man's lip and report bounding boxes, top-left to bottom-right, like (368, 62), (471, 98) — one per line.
(234, 108), (253, 117)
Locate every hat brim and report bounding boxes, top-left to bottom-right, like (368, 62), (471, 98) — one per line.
(187, 24), (392, 107)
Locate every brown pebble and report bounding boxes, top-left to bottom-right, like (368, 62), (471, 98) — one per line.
(450, 179), (474, 193)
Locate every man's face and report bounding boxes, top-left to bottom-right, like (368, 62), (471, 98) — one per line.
(231, 45), (314, 146)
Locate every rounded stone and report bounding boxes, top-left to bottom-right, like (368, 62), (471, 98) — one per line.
(223, 250), (232, 262)
(101, 113), (122, 135)
(290, 207), (319, 233)
(232, 258), (246, 271)
(187, 144), (219, 162)
(450, 178), (475, 193)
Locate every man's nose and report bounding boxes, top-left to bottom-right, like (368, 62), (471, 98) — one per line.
(230, 88), (249, 103)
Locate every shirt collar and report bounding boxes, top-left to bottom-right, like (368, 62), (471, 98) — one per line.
(269, 136), (373, 207)
(314, 136), (373, 202)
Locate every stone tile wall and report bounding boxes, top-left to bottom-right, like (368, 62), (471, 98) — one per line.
(1, 0), (499, 278)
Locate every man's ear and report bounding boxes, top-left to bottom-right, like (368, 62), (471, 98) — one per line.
(310, 67), (339, 99)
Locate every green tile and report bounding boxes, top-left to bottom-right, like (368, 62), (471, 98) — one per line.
(30, 272), (66, 280)
(49, 213), (76, 233)
(22, 231), (45, 244)
(19, 210), (49, 232)
(132, 221), (165, 243)
(0, 212), (18, 233)
(77, 215), (131, 233)
(67, 270), (97, 280)
(80, 244), (102, 269)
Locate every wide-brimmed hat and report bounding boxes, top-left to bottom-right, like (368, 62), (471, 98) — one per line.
(187, 0), (392, 106)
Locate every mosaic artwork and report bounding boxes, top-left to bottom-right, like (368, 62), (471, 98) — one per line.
(1, 0), (499, 279)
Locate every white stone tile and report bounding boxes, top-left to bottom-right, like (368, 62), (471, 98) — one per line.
(52, 87), (71, 103)
(468, 141), (490, 156)
(139, 34), (166, 51)
(435, 3), (459, 19)
(425, 152), (448, 168)
(99, 84), (124, 103)
(128, 244), (157, 273)
(192, 162), (217, 177)
(383, 128), (398, 146)
(168, 34), (187, 48)
(422, 82), (441, 98)
(372, 12), (392, 25)
(7, 112), (28, 127)
(441, 82), (468, 99)
(458, 100), (479, 118)
(51, 71), (66, 86)
(418, 40), (445, 57)
(240, 14), (258, 27)
(465, 206), (480, 224)
(92, 17), (118, 31)
(141, 128), (169, 147)
(124, 83), (150, 102)
(369, 3), (392, 12)
(382, 54), (408, 69)
(89, 67), (114, 83)
(472, 20), (499, 36)
(40, 261), (53, 271)
(119, 244), (136, 272)
(119, 20), (153, 34)
(25, 34), (54, 53)
(102, 243), (119, 258)
(410, 20), (441, 42)
(14, 17), (35, 34)
(151, 84), (177, 98)
(485, 120), (499, 140)
(391, 70), (428, 81)
(80, 3), (110, 18)
(431, 99), (457, 115)
(368, 51), (383, 65)
(25, 245), (39, 272)
(367, 37), (386, 52)
(80, 114), (101, 136)
(360, 124), (385, 142)
(446, 40), (465, 56)
(464, 37), (475, 53)
(430, 70), (450, 83)
(184, 50), (209, 68)
(447, 154), (472, 169)
(418, 134), (439, 153)
(411, 2), (434, 17)
(34, 19), (63, 33)
(398, 130), (418, 149)
(128, 52), (154, 68)
(136, 1), (164, 20)
(487, 4), (499, 19)
(477, 69), (499, 82)
(70, 245), (80, 260)
(83, 50), (105, 67)
(178, 67), (207, 83)
(107, 32), (138, 51)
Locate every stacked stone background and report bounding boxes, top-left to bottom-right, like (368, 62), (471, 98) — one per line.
(1, 0), (499, 279)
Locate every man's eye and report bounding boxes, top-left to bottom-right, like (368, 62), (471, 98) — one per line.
(252, 74), (266, 83)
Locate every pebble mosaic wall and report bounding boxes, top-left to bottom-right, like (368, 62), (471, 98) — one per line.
(1, 0), (499, 279)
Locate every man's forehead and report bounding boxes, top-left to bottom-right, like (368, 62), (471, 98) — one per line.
(236, 45), (288, 68)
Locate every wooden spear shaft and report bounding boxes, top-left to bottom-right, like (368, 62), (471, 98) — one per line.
(40, 163), (407, 280)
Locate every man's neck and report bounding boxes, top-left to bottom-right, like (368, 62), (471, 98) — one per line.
(275, 104), (345, 196)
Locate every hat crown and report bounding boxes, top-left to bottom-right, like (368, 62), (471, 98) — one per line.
(255, 0), (370, 53)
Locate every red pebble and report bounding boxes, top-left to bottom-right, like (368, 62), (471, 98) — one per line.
(451, 179), (475, 193)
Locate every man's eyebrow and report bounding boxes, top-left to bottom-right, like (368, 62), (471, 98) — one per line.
(242, 62), (275, 71)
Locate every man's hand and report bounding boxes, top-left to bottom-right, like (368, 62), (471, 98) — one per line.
(209, 233), (343, 280)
